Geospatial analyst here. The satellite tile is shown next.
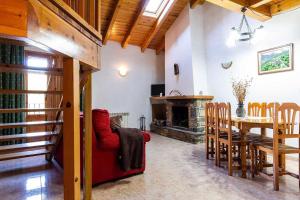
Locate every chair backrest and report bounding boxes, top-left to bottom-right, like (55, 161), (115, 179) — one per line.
(248, 102), (266, 117)
(205, 102), (217, 135)
(266, 102), (280, 118)
(216, 102), (232, 141)
(273, 103), (300, 139)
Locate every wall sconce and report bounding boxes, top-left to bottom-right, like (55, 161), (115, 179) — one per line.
(119, 66), (128, 77)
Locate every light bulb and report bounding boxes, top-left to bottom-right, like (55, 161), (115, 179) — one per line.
(226, 29), (239, 47)
(251, 27), (265, 45)
(119, 66), (128, 77)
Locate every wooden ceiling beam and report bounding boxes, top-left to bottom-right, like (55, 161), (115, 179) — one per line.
(122, 0), (151, 48)
(190, 0), (205, 9)
(271, 0), (300, 16)
(141, 0), (178, 52)
(103, 0), (123, 45)
(250, 0), (273, 8)
(206, 0), (271, 21)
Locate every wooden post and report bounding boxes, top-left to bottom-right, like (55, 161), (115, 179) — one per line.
(63, 58), (81, 200)
(83, 72), (92, 200)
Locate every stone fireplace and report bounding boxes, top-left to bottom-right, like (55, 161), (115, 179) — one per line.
(150, 96), (213, 144)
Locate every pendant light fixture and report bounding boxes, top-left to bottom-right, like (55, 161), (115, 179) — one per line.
(226, 7), (264, 47)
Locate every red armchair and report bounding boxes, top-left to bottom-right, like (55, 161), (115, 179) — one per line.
(54, 109), (151, 185)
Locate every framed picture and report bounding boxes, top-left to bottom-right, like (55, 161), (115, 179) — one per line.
(258, 43), (294, 75)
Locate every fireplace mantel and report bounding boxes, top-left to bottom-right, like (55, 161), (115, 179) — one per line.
(151, 95), (214, 101)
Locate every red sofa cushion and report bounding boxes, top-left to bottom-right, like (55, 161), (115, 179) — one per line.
(141, 131), (151, 142)
(98, 132), (120, 150)
(92, 109), (111, 138)
(92, 109), (121, 150)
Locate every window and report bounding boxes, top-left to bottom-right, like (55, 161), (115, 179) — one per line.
(26, 55), (49, 115)
(143, 0), (169, 18)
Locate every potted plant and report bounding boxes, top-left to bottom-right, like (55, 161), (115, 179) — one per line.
(232, 78), (253, 117)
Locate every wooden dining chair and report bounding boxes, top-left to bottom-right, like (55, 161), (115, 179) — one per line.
(266, 102), (280, 117)
(247, 102), (268, 161)
(250, 102), (280, 176)
(248, 102), (267, 117)
(251, 103), (300, 191)
(248, 102), (267, 139)
(205, 102), (218, 165)
(216, 102), (241, 176)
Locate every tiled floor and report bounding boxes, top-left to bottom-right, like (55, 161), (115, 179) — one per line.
(0, 133), (299, 200)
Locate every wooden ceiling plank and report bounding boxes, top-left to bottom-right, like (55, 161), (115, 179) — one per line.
(206, 0), (271, 21)
(190, 0), (205, 9)
(141, 0), (178, 52)
(250, 0), (273, 8)
(103, 0), (123, 45)
(271, 0), (300, 15)
(121, 0), (151, 48)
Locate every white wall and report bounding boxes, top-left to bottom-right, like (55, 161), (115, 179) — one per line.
(190, 6), (208, 95)
(92, 42), (165, 129)
(165, 6), (194, 95)
(165, 5), (208, 96)
(204, 3), (300, 110)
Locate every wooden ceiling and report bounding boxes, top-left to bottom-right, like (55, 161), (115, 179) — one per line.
(101, 0), (189, 54)
(101, 0), (300, 53)
(192, 0), (300, 21)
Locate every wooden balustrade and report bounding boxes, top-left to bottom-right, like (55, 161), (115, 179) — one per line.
(61, 0), (101, 31)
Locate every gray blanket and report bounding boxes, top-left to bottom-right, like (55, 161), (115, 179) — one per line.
(116, 128), (144, 171)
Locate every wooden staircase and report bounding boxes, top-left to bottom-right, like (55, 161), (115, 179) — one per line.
(0, 62), (64, 162)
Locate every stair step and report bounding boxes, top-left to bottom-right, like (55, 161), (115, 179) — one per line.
(0, 108), (63, 113)
(0, 141), (55, 152)
(0, 64), (63, 76)
(0, 149), (51, 161)
(0, 120), (63, 129)
(0, 132), (58, 142)
(0, 89), (63, 95)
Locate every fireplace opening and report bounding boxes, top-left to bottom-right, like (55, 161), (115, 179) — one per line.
(172, 106), (189, 128)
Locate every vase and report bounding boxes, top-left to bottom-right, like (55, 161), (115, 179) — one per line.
(236, 103), (246, 117)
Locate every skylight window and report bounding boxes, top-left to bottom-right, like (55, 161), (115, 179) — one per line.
(144, 0), (169, 18)
(145, 0), (164, 14)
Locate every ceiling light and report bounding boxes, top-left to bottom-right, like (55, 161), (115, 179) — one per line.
(119, 66), (128, 77)
(228, 7), (264, 46)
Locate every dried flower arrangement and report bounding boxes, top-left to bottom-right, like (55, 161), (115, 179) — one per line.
(232, 78), (253, 104)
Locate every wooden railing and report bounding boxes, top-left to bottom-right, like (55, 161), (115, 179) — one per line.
(61, 0), (101, 32)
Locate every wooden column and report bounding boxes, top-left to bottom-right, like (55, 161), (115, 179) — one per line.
(83, 72), (92, 200)
(63, 58), (81, 200)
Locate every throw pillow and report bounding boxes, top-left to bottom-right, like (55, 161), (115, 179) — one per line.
(110, 115), (122, 131)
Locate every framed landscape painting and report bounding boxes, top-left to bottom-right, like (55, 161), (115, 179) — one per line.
(258, 43), (294, 75)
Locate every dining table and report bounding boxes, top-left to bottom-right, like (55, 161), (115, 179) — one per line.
(231, 116), (274, 178)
